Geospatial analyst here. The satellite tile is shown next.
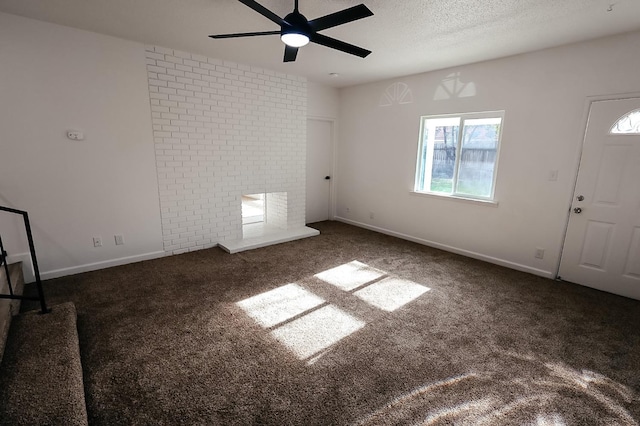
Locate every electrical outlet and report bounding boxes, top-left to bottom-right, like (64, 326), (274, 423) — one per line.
(535, 248), (545, 259)
(369, 211), (375, 220)
(345, 207), (350, 213)
(114, 234), (125, 246)
(93, 236), (103, 247)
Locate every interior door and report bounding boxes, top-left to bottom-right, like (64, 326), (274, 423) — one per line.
(559, 97), (640, 300)
(306, 119), (333, 224)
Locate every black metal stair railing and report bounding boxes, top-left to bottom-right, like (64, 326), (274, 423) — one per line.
(1, 235), (14, 296)
(0, 206), (49, 314)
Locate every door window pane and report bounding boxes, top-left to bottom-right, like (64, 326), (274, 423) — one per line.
(610, 109), (640, 134)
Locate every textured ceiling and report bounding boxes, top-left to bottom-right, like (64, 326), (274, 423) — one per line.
(1, 0), (639, 87)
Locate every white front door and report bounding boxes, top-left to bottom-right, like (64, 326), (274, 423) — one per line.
(559, 97), (640, 300)
(306, 119), (333, 224)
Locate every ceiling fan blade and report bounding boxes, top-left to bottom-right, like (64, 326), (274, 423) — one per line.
(238, 0), (284, 25)
(209, 30), (280, 39)
(310, 33), (371, 58)
(308, 4), (373, 32)
(283, 45), (299, 62)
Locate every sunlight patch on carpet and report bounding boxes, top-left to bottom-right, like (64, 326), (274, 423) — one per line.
(237, 261), (432, 364)
(532, 413), (567, 426)
(542, 363), (637, 424)
(423, 397), (498, 424)
(353, 277), (430, 312)
(356, 356), (638, 425)
(270, 305), (365, 360)
(314, 260), (385, 291)
(236, 283), (324, 328)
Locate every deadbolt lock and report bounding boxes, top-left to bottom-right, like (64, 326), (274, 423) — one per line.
(576, 195), (584, 201)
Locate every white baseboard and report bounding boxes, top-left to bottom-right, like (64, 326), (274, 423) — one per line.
(40, 251), (168, 281)
(334, 217), (554, 279)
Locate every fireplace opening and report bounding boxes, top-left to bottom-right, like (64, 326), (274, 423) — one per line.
(220, 191), (318, 253)
(242, 194), (265, 225)
(241, 192), (288, 239)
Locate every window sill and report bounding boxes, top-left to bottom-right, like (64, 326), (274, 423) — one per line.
(410, 191), (499, 207)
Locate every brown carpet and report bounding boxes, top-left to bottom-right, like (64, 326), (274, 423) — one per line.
(0, 302), (88, 425)
(19, 221), (640, 425)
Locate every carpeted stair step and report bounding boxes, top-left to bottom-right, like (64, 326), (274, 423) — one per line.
(0, 302), (88, 426)
(0, 263), (25, 364)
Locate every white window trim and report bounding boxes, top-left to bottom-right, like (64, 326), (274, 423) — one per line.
(413, 110), (504, 202)
(410, 190), (499, 206)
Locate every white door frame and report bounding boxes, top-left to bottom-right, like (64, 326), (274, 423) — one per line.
(307, 116), (337, 220)
(555, 91), (640, 279)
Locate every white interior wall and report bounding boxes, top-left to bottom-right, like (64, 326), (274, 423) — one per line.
(337, 31), (640, 277)
(308, 82), (339, 119)
(0, 13), (164, 279)
(0, 215), (27, 260)
(0, 214), (35, 282)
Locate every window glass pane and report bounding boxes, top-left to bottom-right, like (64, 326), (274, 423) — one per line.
(610, 109), (640, 134)
(420, 117), (460, 194)
(431, 124), (459, 193)
(456, 118), (501, 198)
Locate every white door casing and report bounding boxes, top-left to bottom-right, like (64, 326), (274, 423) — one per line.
(306, 119), (334, 224)
(559, 98), (640, 300)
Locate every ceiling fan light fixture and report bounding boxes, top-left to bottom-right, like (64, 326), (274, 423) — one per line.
(209, 1), (374, 62)
(281, 31), (309, 47)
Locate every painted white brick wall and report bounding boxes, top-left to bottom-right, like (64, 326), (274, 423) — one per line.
(265, 192), (288, 230)
(145, 46), (307, 254)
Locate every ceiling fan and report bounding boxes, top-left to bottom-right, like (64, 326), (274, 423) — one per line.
(209, 0), (373, 62)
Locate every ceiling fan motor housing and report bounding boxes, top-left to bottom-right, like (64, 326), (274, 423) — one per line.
(282, 11), (311, 36)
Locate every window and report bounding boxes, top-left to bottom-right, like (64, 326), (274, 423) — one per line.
(610, 109), (640, 134)
(414, 111), (503, 200)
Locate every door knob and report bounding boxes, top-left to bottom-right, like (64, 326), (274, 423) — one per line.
(573, 207), (582, 214)
(325, 176), (331, 180)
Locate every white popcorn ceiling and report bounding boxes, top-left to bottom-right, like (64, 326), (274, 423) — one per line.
(0, 0), (638, 87)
